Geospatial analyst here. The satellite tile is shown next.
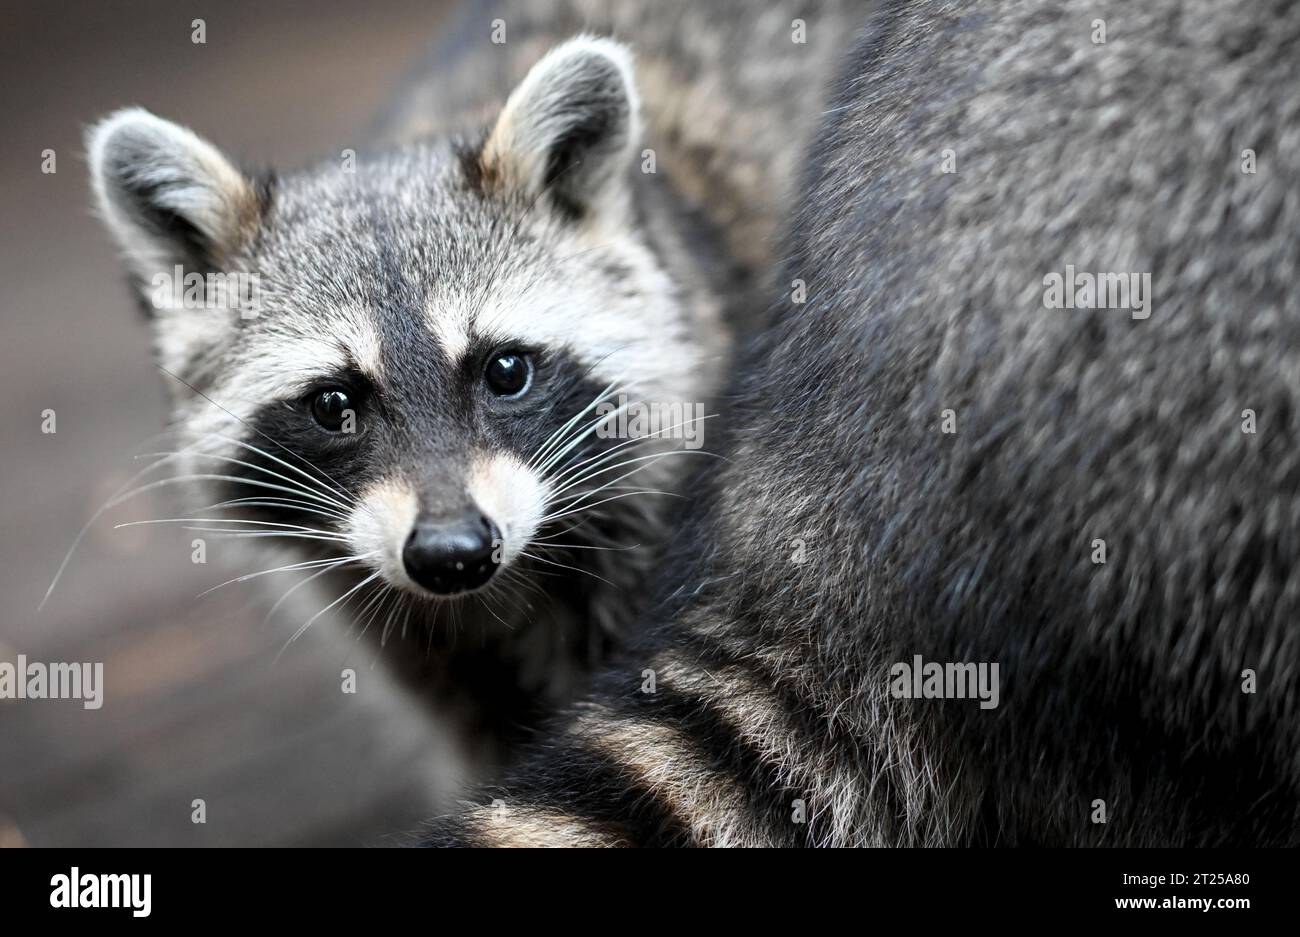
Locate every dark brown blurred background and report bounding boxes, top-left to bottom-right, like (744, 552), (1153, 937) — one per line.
(0, 0), (469, 846)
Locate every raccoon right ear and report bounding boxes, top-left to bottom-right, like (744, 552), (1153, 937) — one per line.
(86, 108), (265, 280)
(479, 37), (641, 219)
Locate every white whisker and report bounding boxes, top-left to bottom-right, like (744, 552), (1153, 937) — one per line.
(279, 569), (384, 656)
(37, 443), (206, 610)
(179, 432), (356, 506)
(182, 528), (351, 542)
(141, 449), (349, 512)
(263, 554), (377, 623)
(116, 517), (336, 533)
(519, 550), (616, 587)
(535, 394), (634, 476)
(198, 554), (367, 597)
(200, 496), (350, 523)
(547, 412), (715, 489)
(543, 451), (709, 521)
(538, 488), (681, 525)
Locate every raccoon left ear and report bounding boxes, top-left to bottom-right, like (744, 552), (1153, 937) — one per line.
(480, 37), (641, 219)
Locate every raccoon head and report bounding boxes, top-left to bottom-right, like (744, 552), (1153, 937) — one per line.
(87, 38), (723, 636)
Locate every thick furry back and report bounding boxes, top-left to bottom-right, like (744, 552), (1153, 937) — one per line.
(424, 0), (1300, 846)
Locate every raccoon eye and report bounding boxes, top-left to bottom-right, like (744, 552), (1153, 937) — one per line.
(310, 388), (354, 432)
(485, 353), (532, 397)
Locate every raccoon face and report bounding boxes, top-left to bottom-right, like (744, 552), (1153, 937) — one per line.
(88, 38), (720, 608)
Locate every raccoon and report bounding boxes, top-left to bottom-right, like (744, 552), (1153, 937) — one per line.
(84, 2), (861, 763)
(422, 0), (1300, 845)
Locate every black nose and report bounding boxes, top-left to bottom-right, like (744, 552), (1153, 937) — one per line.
(402, 512), (501, 595)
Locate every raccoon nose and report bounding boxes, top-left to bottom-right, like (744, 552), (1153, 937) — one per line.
(402, 512), (501, 595)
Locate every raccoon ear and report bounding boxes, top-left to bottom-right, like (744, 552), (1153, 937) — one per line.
(87, 108), (264, 279)
(480, 37), (640, 218)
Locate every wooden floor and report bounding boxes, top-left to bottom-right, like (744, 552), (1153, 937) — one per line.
(0, 0), (467, 847)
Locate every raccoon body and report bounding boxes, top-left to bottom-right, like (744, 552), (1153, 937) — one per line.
(425, 0), (1300, 845)
(86, 3), (863, 768)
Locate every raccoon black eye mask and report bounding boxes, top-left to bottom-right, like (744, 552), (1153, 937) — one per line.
(299, 348), (538, 598)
